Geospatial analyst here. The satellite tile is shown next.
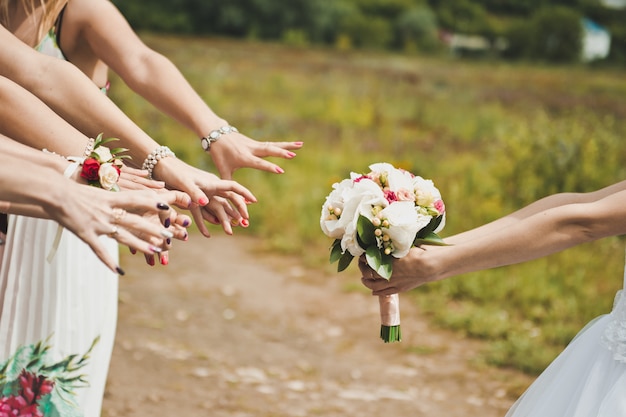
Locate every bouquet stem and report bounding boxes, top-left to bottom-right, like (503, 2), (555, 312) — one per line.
(379, 294), (401, 343)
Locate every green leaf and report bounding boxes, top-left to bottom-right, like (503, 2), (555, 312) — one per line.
(98, 137), (121, 147)
(365, 246), (382, 271)
(357, 215), (376, 246)
(413, 232), (450, 247)
(337, 251), (354, 272)
(329, 240), (343, 264)
(365, 247), (393, 279)
(377, 255), (393, 279)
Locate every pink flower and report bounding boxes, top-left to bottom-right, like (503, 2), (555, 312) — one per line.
(434, 199), (445, 215)
(353, 175), (370, 183)
(384, 190), (397, 203)
(395, 188), (415, 202)
(0, 395), (42, 417)
(18, 371), (54, 404)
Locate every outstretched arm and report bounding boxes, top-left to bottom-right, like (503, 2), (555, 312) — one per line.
(361, 182), (626, 295)
(0, 134), (177, 273)
(68, 0), (302, 179)
(445, 181), (626, 245)
(0, 24), (255, 232)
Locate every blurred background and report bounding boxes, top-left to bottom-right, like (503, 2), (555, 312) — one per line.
(110, 0), (626, 376)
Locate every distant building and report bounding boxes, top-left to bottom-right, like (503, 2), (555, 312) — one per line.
(600, 0), (626, 8)
(581, 18), (611, 62)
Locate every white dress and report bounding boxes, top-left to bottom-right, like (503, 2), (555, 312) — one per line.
(0, 176), (118, 415)
(0, 23), (117, 416)
(505, 262), (626, 416)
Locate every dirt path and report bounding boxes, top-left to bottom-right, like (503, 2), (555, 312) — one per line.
(102, 233), (532, 417)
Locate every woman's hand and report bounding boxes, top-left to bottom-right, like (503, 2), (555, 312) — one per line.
(51, 185), (183, 274)
(152, 156), (256, 234)
(359, 246), (443, 296)
(209, 131), (303, 179)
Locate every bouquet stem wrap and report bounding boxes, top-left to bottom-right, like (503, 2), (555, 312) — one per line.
(379, 293), (401, 343)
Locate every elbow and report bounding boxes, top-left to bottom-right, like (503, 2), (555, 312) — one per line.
(560, 213), (604, 243)
(122, 51), (170, 91)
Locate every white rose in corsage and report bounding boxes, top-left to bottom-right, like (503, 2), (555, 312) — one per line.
(98, 163), (121, 191)
(80, 133), (129, 192)
(320, 162), (447, 343)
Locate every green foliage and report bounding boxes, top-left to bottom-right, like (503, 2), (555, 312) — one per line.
(529, 7), (584, 63)
(112, 0), (626, 63)
(111, 35), (626, 375)
(503, 6), (584, 63)
(395, 6), (441, 51)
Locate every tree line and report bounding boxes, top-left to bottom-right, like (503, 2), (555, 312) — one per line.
(112, 0), (626, 63)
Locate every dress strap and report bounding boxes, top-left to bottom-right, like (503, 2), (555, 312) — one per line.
(54, 3), (68, 55)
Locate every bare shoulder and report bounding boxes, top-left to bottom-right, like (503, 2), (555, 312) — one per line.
(65, 0), (121, 25)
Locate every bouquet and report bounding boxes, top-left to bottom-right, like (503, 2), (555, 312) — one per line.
(80, 133), (129, 191)
(320, 162), (446, 343)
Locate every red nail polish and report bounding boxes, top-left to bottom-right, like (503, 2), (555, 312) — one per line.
(130, 247), (137, 255)
(275, 166), (285, 174)
(160, 253), (169, 266)
(199, 197), (209, 205)
(147, 255), (155, 266)
(241, 219), (249, 227)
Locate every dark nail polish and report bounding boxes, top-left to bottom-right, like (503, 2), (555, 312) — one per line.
(183, 219), (190, 227)
(166, 238), (171, 245)
(116, 266), (125, 276)
(157, 203), (170, 210)
(164, 218), (171, 228)
(130, 247), (137, 255)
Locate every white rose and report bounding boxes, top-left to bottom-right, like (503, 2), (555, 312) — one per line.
(93, 145), (113, 162)
(413, 176), (441, 207)
(98, 163), (120, 191)
(386, 166), (414, 193)
(368, 162), (396, 176)
(341, 179), (387, 257)
(341, 221), (365, 257)
(381, 201), (424, 258)
(320, 178), (353, 239)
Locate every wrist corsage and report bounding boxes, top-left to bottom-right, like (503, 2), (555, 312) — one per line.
(80, 133), (129, 191)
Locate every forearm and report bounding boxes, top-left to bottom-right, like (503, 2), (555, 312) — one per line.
(0, 158), (67, 211)
(0, 28), (160, 166)
(437, 194), (626, 280)
(21, 61), (159, 165)
(0, 77), (86, 156)
(446, 181), (626, 245)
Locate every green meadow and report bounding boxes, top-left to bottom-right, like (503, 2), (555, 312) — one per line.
(111, 34), (626, 375)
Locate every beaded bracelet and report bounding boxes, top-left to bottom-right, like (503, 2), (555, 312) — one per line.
(142, 145), (176, 179)
(200, 125), (238, 152)
(83, 137), (96, 157)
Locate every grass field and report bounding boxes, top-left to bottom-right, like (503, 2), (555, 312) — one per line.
(110, 34), (626, 375)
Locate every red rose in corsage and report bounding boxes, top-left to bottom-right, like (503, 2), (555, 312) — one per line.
(80, 133), (129, 191)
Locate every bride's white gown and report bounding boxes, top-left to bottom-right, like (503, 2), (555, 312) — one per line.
(506, 263), (626, 416)
(0, 214), (118, 417)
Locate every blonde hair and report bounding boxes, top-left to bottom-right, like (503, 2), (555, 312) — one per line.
(0, 0), (68, 41)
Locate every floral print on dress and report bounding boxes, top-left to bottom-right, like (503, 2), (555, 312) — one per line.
(0, 336), (98, 417)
